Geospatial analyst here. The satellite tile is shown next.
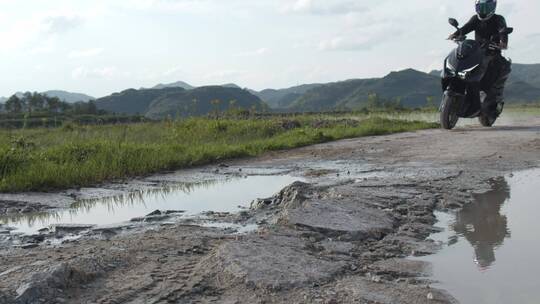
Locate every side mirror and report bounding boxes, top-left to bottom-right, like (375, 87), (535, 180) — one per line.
(449, 18), (459, 28)
(500, 27), (514, 35)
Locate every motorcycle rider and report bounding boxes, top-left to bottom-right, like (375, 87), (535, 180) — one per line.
(448, 0), (511, 118)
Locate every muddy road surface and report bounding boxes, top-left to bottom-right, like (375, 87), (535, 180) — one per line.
(0, 117), (539, 304)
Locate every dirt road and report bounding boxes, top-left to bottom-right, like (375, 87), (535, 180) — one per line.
(1, 117), (539, 304)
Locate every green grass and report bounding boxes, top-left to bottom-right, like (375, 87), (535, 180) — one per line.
(0, 115), (437, 192)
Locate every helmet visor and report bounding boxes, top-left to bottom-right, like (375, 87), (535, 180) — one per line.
(476, 2), (496, 17)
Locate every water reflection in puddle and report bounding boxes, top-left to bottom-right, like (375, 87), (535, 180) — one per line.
(0, 175), (299, 235)
(421, 169), (540, 304)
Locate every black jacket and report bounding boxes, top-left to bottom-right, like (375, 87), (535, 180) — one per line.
(456, 14), (509, 46)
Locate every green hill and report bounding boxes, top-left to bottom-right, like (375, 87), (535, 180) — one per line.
(430, 63), (540, 86)
(504, 80), (540, 103)
(256, 84), (322, 108)
(289, 69), (440, 111)
(145, 86), (267, 119)
(42, 90), (95, 103)
(511, 63), (540, 88)
(95, 86), (267, 119)
(0, 90), (94, 104)
(95, 87), (186, 115)
(152, 81), (194, 90)
(289, 65), (540, 112)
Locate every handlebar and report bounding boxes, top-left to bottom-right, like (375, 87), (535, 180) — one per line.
(447, 36), (503, 50)
(449, 36), (466, 42)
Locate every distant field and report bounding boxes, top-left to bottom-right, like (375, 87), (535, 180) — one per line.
(0, 115), (436, 192)
(0, 113), (147, 129)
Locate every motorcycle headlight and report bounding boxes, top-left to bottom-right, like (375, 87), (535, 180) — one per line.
(445, 60), (456, 76)
(445, 60), (455, 72)
(458, 64), (480, 79)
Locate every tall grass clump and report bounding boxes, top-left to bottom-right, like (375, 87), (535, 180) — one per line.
(0, 116), (437, 192)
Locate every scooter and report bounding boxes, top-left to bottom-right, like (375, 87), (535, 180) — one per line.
(439, 18), (513, 130)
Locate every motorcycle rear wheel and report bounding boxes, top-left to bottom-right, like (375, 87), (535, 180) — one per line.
(479, 114), (496, 127)
(440, 94), (459, 130)
(479, 103), (503, 127)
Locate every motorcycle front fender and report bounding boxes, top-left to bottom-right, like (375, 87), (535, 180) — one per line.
(439, 90), (465, 112)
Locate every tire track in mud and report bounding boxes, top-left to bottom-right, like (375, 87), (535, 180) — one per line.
(79, 234), (223, 304)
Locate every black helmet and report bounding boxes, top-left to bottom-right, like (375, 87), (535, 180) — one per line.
(476, 0), (497, 20)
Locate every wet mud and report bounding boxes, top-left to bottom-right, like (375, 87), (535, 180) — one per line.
(0, 118), (539, 303)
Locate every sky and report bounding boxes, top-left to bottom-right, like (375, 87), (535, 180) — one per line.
(0, 0), (539, 98)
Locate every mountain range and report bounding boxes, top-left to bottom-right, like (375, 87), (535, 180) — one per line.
(287, 70), (439, 112)
(0, 90), (95, 103)
(145, 86), (267, 119)
(94, 86), (267, 118)
(3, 63), (539, 118)
(140, 63), (540, 115)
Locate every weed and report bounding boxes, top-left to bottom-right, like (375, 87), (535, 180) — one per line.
(0, 115), (437, 192)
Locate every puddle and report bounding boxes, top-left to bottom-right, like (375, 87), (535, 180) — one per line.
(0, 175), (299, 235)
(419, 168), (540, 304)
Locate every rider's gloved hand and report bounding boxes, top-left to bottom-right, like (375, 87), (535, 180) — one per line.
(488, 42), (501, 50)
(447, 33), (458, 40)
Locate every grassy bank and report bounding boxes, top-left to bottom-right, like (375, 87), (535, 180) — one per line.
(0, 116), (437, 192)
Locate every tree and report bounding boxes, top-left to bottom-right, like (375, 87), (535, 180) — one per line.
(29, 92), (45, 112)
(45, 97), (62, 113)
(5, 95), (23, 113)
(367, 93), (382, 110)
(210, 99), (222, 119)
(22, 92), (32, 113)
(426, 96), (436, 110)
(59, 101), (71, 113)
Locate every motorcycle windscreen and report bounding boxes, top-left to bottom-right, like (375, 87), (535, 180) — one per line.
(449, 40), (486, 82)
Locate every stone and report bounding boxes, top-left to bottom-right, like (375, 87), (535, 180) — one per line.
(279, 199), (395, 241)
(6, 208), (19, 214)
(20, 206), (37, 214)
(50, 224), (95, 237)
(164, 210), (185, 215)
(146, 210), (162, 217)
(143, 215), (170, 222)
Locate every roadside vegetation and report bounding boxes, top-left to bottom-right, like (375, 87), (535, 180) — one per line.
(0, 115), (437, 192)
(505, 102), (540, 114)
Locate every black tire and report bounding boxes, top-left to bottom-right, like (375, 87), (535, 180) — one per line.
(479, 103), (502, 127)
(479, 114), (496, 127)
(440, 94), (459, 130)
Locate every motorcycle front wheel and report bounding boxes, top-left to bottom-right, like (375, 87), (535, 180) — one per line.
(440, 94), (459, 130)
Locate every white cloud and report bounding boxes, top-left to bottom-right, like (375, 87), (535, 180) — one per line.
(72, 66), (119, 79)
(68, 48), (104, 58)
(236, 47), (269, 56)
(0, 19), (43, 52)
(113, 0), (215, 13)
(43, 15), (84, 34)
(29, 37), (57, 55)
(283, 0), (369, 15)
(203, 69), (244, 81)
(319, 36), (370, 51)
(162, 67), (183, 77)
(319, 20), (404, 52)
